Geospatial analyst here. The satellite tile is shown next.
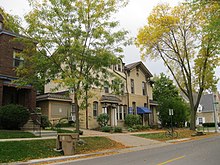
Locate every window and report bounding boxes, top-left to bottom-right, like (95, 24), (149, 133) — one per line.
(13, 51), (24, 67)
(123, 105), (127, 119)
(114, 65), (117, 70)
(118, 64), (121, 72)
(93, 102), (98, 117)
(104, 82), (109, 93)
(142, 82), (146, 95)
(119, 106), (123, 120)
(132, 102), (136, 115)
(144, 103), (147, 107)
(131, 79), (134, 94)
(198, 117), (203, 124)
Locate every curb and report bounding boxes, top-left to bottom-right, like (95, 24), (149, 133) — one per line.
(166, 138), (191, 143)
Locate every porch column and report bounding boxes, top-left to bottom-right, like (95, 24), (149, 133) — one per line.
(114, 107), (117, 126)
(0, 81), (3, 106)
(102, 107), (107, 114)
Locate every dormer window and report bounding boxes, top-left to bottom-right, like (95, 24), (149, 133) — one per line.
(13, 51), (24, 67)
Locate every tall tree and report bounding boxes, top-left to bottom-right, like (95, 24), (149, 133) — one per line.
(136, 3), (219, 130)
(17, 0), (130, 131)
(153, 73), (189, 127)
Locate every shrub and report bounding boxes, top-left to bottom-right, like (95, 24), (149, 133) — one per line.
(55, 117), (74, 128)
(113, 126), (122, 133)
(124, 114), (141, 127)
(202, 123), (215, 127)
(101, 126), (112, 132)
(127, 127), (137, 132)
(41, 115), (51, 129)
(97, 113), (110, 127)
(0, 104), (30, 130)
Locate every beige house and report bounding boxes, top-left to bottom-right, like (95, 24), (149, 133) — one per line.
(196, 93), (220, 125)
(37, 61), (158, 129)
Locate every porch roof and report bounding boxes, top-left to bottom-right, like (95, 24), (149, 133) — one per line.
(36, 93), (72, 102)
(100, 95), (121, 103)
(137, 107), (152, 114)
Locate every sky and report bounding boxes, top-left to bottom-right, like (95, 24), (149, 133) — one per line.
(0, 0), (219, 89)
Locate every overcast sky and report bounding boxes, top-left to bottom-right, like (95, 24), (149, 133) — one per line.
(0, 0), (219, 89)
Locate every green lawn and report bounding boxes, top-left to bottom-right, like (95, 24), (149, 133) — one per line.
(134, 129), (216, 141)
(0, 136), (124, 163)
(0, 130), (37, 139)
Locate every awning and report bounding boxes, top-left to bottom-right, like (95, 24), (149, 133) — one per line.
(137, 107), (152, 114)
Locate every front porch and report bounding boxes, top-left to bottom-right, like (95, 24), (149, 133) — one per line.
(0, 81), (36, 111)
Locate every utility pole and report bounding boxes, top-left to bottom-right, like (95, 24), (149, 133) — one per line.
(212, 93), (218, 133)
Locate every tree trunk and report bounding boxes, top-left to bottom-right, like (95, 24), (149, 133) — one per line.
(190, 106), (196, 130)
(74, 92), (80, 132)
(85, 89), (88, 129)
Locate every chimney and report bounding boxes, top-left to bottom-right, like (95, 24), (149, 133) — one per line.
(0, 14), (3, 30)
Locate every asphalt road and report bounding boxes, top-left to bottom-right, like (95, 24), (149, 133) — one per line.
(56, 135), (220, 165)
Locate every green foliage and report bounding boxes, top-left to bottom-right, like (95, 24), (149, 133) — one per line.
(132, 125), (150, 131)
(124, 114), (141, 127)
(40, 115), (51, 129)
(153, 74), (190, 127)
(153, 73), (179, 101)
(0, 104), (30, 130)
(17, 0), (130, 131)
(113, 126), (122, 133)
(127, 127), (137, 132)
(202, 123), (215, 127)
(101, 126), (112, 132)
(136, 2), (220, 130)
(0, 7), (21, 33)
(97, 113), (110, 127)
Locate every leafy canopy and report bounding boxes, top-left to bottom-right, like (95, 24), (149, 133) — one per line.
(136, 3), (219, 130)
(153, 73), (190, 127)
(16, 0), (130, 130)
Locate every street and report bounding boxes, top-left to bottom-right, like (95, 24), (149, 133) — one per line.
(55, 135), (220, 165)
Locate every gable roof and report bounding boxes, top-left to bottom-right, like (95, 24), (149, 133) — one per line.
(125, 61), (153, 77)
(200, 94), (214, 112)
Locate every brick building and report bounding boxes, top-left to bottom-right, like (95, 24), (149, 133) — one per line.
(0, 14), (36, 111)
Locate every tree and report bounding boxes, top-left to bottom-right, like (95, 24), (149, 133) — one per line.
(136, 3), (219, 130)
(17, 0), (129, 131)
(0, 7), (20, 33)
(153, 73), (190, 127)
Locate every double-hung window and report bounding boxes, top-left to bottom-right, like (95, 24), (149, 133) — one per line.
(13, 51), (24, 67)
(93, 102), (98, 117)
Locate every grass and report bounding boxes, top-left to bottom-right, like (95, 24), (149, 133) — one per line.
(134, 129), (216, 141)
(0, 130), (37, 139)
(0, 136), (124, 163)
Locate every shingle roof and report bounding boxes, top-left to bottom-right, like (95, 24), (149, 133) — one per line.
(125, 61), (153, 77)
(200, 94), (214, 112)
(100, 95), (121, 103)
(37, 93), (72, 102)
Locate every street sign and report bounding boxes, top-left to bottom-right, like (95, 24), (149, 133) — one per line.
(169, 109), (173, 116)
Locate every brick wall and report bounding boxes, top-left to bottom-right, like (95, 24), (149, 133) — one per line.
(0, 33), (24, 77)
